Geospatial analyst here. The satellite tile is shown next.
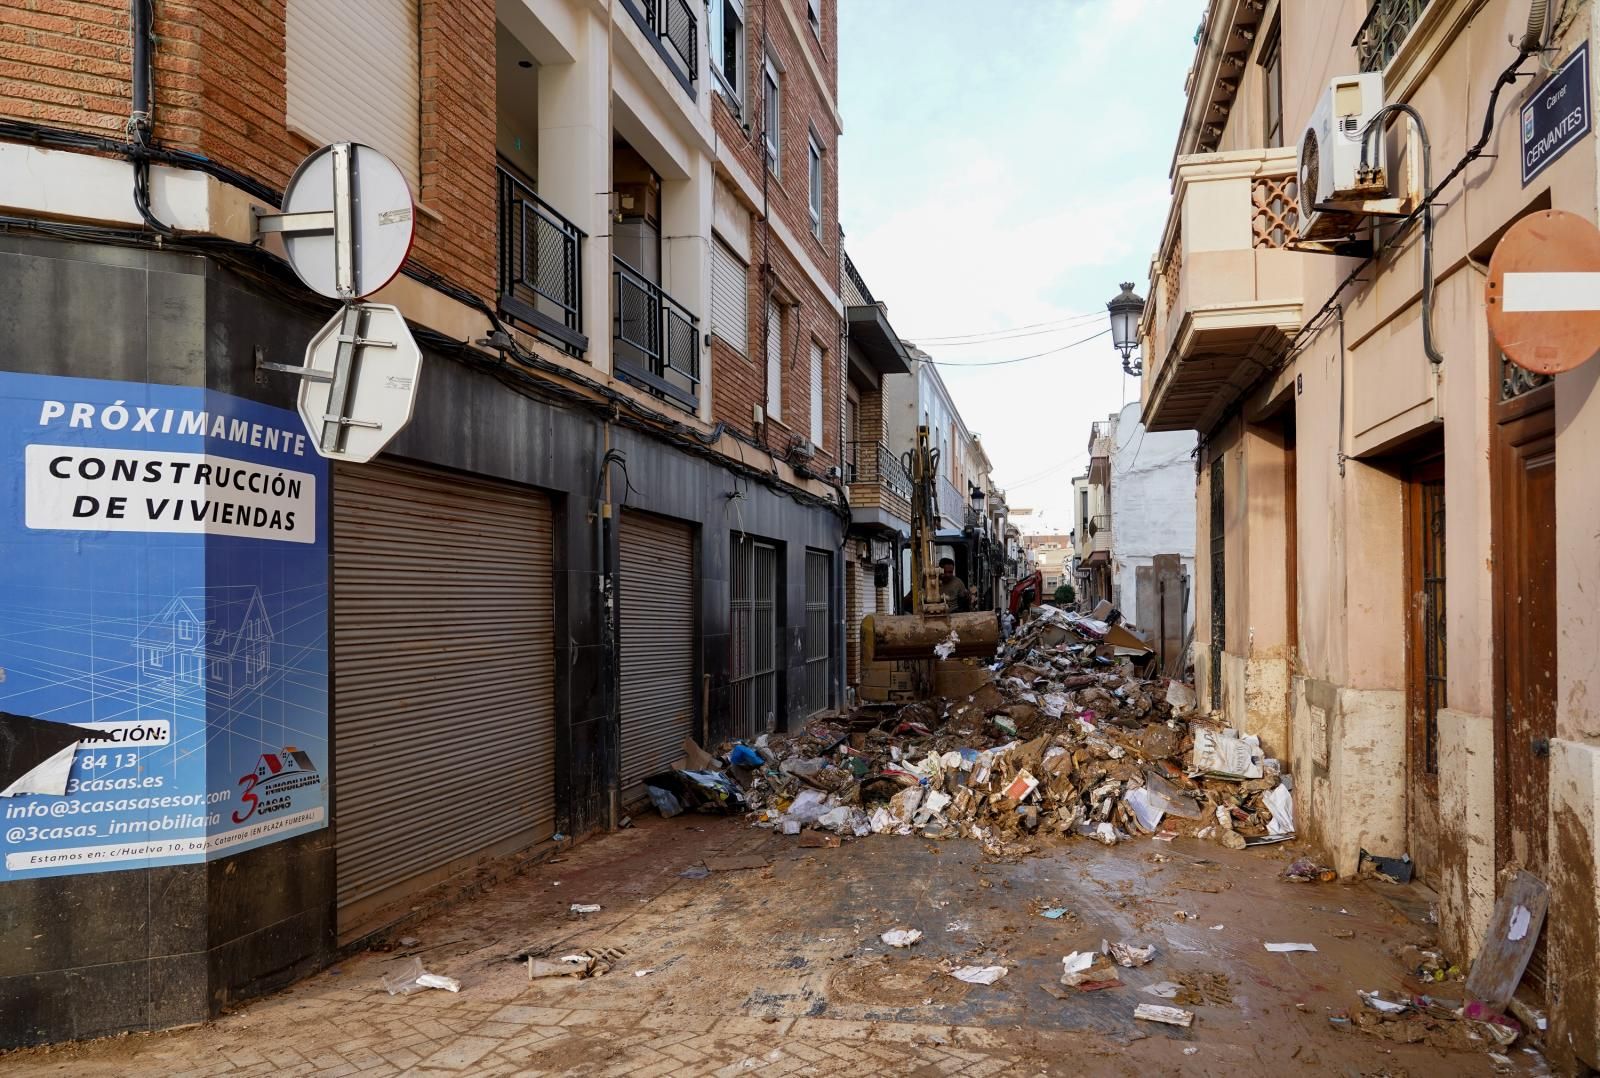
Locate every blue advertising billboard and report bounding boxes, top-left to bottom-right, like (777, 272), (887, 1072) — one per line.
(0, 372), (329, 879)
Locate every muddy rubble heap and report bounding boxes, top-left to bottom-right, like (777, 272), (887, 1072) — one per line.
(721, 606), (1295, 853)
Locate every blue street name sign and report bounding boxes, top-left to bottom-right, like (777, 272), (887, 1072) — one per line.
(1522, 41), (1591, 187)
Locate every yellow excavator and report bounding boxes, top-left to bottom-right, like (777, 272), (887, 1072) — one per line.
(861, 425), (1002, 674)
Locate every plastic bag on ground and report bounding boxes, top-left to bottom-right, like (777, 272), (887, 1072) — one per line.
(383, 956), (462, 995)
(1262, 784), (1295, 835)
(949, 965), (1007, 985)
(646, 784), (684, 818)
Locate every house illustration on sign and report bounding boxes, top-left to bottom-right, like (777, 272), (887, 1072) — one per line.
(134, 587), (274, 699)
(253, 746), (316, 783)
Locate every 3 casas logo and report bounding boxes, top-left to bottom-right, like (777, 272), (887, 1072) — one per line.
(232, 746), (321, 824)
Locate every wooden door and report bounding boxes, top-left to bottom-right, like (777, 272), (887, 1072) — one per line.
(1492, 376), (1556, 995)
(1404, 455), (1445, 887)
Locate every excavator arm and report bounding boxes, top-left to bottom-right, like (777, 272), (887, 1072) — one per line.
(861, 425), (1001, 665)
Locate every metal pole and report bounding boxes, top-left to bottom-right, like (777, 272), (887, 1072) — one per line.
(320, 303), (367, 454)
(331, 142), (357, 300)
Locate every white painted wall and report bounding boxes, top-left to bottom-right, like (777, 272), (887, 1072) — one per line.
(1109, 401), (1197, 625)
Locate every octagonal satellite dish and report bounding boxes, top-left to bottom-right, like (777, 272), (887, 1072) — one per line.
(276, 142), (415, 300)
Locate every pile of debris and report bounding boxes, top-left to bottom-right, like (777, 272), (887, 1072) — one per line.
(645, 605), (1296, 857)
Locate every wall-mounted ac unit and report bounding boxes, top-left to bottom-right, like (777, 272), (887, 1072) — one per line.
(1297, 73), (1389, 242)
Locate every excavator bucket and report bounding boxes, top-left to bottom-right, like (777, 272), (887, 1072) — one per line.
(862, 610), (1002, 664)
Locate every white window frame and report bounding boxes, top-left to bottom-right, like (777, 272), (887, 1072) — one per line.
(806, 133), (823, 238)
(762, 54), (782, 176)
(806, 0), (820, 38)
(710, 0), (745, 108)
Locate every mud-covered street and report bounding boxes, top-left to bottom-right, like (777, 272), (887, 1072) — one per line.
(1, 813), (1545, 1076)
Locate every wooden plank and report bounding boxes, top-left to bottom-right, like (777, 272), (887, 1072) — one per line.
(1463, 869), (1549, 1014)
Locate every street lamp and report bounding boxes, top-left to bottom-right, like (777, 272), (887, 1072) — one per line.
(1107, 282), (1145, 377)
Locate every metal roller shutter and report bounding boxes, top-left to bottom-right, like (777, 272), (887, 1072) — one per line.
(332, 459), (555, 932)
(619, 511), (697, 801)
(846, 546), (878, 685)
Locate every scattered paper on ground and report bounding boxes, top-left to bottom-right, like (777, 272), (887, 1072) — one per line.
(948, 965), (1007, 985)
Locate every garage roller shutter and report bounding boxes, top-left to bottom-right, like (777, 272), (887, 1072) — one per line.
(619, 511), (697, 801)
(332, 459), (555, 932)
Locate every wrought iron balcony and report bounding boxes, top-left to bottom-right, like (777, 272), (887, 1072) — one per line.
(497, 167), (586, 356)
(613, 256), (700, 411)
(845, 441), (912, 502)
(937, 475), (965, 527)
(1141, 147), (1305, 433)
(1355, 0), (1431, 74)
(621, 0), (698, 91)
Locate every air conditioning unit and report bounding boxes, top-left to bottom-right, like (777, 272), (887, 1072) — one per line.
(1296, 73), (1389, 241)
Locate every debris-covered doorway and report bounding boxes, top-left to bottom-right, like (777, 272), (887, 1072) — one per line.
(1492, 358), (1556, 998)
(1403, 452), (1445, 887)
(804, 549), (832, 717)
(731, 535), (778, 740)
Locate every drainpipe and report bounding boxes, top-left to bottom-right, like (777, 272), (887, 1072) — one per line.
(130, 0), (153, 137)
(595, 435), (623, 830)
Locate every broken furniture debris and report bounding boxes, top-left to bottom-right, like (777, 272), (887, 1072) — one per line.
(662, 604), (1295, 860)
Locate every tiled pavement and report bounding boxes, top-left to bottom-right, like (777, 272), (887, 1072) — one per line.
(0, 815), (1525, 1077)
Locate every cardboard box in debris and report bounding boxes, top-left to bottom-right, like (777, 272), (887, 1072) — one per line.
(643, 604), (1294, 853)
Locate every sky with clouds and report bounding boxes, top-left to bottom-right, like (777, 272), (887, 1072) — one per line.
(838, 0), (1203, 533)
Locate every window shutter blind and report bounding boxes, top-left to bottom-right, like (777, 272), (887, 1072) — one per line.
(711, 238), (747, 353)
(766, 299), (782, 419)
(286, 0), (421, 187)
(809, 340), (824, 446)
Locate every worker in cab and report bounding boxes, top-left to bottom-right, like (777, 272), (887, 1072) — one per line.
(939, 557), (974, 612)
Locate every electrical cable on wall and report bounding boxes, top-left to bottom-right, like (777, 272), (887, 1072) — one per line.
(1271, 37), (1543, 377)
(1360, 102), (1439, 364)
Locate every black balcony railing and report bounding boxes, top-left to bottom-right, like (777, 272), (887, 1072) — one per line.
(1353, 0), (1430, 73)
(497, 167), (587, 356)
(845, 441), (912, 503)
(621, 0), (698, 91)
(613, 256), (700, 411)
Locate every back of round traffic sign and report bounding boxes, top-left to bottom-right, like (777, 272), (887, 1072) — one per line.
(280, 142), (415, 300)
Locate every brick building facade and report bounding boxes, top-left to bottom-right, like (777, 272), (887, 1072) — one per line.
(0, 0), (852, 1047)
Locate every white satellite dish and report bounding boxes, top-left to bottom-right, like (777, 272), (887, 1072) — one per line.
(261, 142), (415, 300)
